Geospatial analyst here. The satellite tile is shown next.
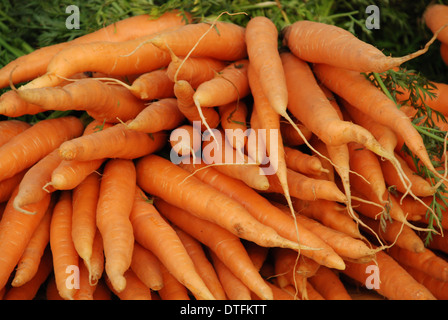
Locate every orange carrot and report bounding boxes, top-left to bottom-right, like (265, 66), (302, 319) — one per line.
(130, 186), (215, 300)
(158, 262), (191, 300)
(280, 119), (314, 147)
(136, 154), (302, 251)
(45, 275), (64, 300)
(50, 190), (79, 300)
(93, 278), (113, 300)
(283, 19), (440, 73)
(179, 161), (346, 270)
(131, 242), (164, 291)
(154, 198), (274, 300)
(219, 100), (248, 153)
(12, 148), (62, 214)
(89, 230), (105, 285)
(129, 69), (175, 100)
(126, 98), (185, 133)
(284, 146), (327, 177)
(0, 116), (84, 182)
(73, 258), (96, 300)
(0, 169), (26, 203)
(107, 269), (152, 300)
(388, 245), (448, 282)
(441, 42), (448, 67)
(175, 227), (227, 300)
(58, 123), (167, 161)
(0, 119), (31, 146)
(0, 187), (51, 291)
(308, 266), (352, 300)
(0, 90), (46, 117)
(424, 4), (448, 44)
(245, 241), (270, 271)
(169, 124), (202, 164)
(1, 11), (189, 89)
(342, 249), (436, 300)
(71, 172), (101, 281)
(194, 59), (251, 109)
(11, 199), (53, 287)
(404, 265), (448, 300)
(96, 159), (136, 293)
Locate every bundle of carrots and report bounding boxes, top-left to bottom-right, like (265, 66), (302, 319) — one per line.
(0, 5), (448, 301)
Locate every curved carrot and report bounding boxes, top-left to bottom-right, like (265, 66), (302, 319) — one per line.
(129, 69), (175, 100)
(284, 146), (327, 177)
(0, 116), (84, 182)
(131, 242), (163, 291)
(96, 159), (136, 293)
(50, 190), (79, 300)
(136, 154), (302, 251)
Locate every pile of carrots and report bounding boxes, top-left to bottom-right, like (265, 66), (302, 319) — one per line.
(0, 5), (448, 301)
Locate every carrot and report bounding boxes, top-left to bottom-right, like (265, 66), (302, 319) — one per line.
(3, 248), (52, 300)
(247, 107), (268, 165)
(50, 191), (79, 300)
(265, 167), (347, 203)
(308, 266), (352, 300)
(388, 245), (448, 282)
(280, 118), (314, 148)
(292, 198), (362, 239)
(0, 90), (46, 117)
(404, 265), (448, 300)
(342, 249), (436, 300)
(308, 137), (335, 181)
(219, 100), (248, 153)
(131, 242), (164, 291)
(137, 155), (302, 251)
(179, 161), (346, 270)
(71, 172), (101, 282)
(58, 123), (167, 161)
(93, 278), (113, 300)
(73, 258), (96, 300)
(174, 79), (220, 132)
(126, 98), (185, 133)
(45, 275), (64, 300)
(284, 146), (327, 177)
(194, 59), (251, 109)
(245, 241), (270, 272)
(0, 11), (189, 89)
(128, 69), (175, 100)
(441, 42), (448, 67)
(0, 116), (84, 182)
(89, 230), (105, 285)
(209, 250), (251, 300)
(0, 119), (31, 146)
(0, 169), (26, 203)
(424, 4), (448, 44)
(107, 269), (152, 300)
(0, 187), (51, 291)
(158, 262), (191, 300)
(12, 148), (62, 214)
(10, 199), (53, 287)
(129, 185), (215, 300)
(169, 124), (202, 164)
(96, 159), (136, 293)
(175, 227), (227, 300)
(154, 198), (274, 300)
(283, 19), (441, 73)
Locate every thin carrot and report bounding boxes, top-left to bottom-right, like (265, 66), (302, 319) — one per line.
(129, 185), (215, 300)
(126, 98), (185, 133)
(131, 242), (164, 291)
(89, 230), (105, 285)
(96, 159), (136, 293)
(129, 69), (175, 100)
(0, 116), (84, 182)
(58, 123), (167, 161)
(11, 198), (53, 287)
(158, 262), (191, 300)
(0, 119), (31, 146)
(107, 269), (152, 300)
(175, 227), (227, 300)
(283, 19), (442, 73)
(194, 59), (251, 109)
(308, 266), (352, 300)
(342, 249), (436, 300)
(71, 172), (101, 281)
(12, 148), (62, 214)
(179, 161), (346, 270)
(284, 146), (327, 177)
(50, 190), (79, 300)
(154, 198), (274, 300)
(0, 187), (51, 291)
(209, 250), (251, 300)
(0, 91), (45, 117)
(136, 154), (302, 251)
(219, 100), (249, 153)
(73, 258), (96, 300)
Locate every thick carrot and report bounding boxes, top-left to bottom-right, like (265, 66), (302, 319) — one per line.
(0, 116), (84, 182)
(284, 146), (327, 177)
(58, 123), (167, 161)
(155, 198), (274, 300)
(12, 148), (62, 214)
(129, 69), (175, 100)
(96, 159), (136, 293)
(18, 79), (147, 123)
(308, 266), (352, 300)
(130, 185), (215, 300)
(179, 161), (346, 270)
(107, 269), (152, 300)
(388, 245), (448, 282)
(131, 242), (164, 291)
(404, 265), (448, 300)
(138, 154), (306, 251)
(0, 169), (26, 203)
(342, 249), (436, 300)
(424, 4), (448, 44)
(209, 250), (251, 300)
(175, 227), (227, 300)
(0, 187), (51, 291)
(71, 172), (101, 281)
(11, 199), (53, 287)
(0, 11), (189, 89)
(194, 59), (251, 109)
(0, 119), (31, 146)
(126, 98), (185, 133)
(283, 20), (440, 73)
(3, 248), (52, 300)
(50, 190), (79, 300)
(158, 262), (191, 300)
